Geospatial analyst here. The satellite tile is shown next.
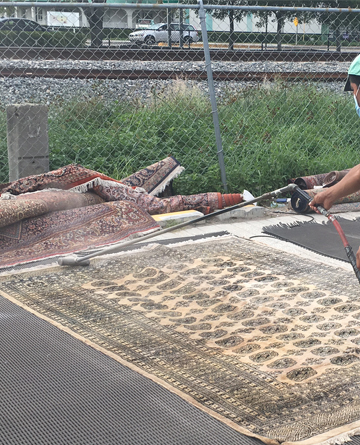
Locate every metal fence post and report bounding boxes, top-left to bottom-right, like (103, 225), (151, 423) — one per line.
(198, 0), (228, 193)
(167, 8), (172, 49)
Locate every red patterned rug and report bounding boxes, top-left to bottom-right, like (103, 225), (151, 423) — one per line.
(288, 169), (351, 190)
(0, 159), (243, 268)
(121, 156), (185, 195)
(0, 201), (158, 268)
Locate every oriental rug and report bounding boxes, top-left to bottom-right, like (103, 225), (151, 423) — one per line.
(262, 217), (360, 263)
(0, 201), (159, 268)
(121, 156), (184, 195)
(0, 164), (125, 195)
(288, 170), (351, 190)
(0, 159), (242, 268)
(0, 156), (183, 196)
(3, 237), (360, 445)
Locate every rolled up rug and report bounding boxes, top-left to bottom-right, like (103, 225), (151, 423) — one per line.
(291, 173), (329, 190)
(289, 169), (351, 190)
(0, 190), (103, 228)
(90, 179), (243, 215)
(120, 156), (184, 195)
(322, 169), (351, 188)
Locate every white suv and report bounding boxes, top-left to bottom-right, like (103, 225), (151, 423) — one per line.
(129, 23), (199, 45)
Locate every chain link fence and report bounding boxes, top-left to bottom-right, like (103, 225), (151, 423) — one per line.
(0, 2), (359, 195)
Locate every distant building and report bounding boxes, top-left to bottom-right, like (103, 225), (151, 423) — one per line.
(10, 0), (322, 36)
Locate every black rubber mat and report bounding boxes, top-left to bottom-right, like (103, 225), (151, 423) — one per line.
(262, 217), (360, 263)
(0, 294), (262, 445)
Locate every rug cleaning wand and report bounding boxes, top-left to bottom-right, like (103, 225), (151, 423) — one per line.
(293, 186), (360, 284)
(58, 183), (297, 267)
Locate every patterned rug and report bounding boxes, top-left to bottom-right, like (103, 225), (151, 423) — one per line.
(0, 201), (159, 268)
(288, 170), (351, 190)
(0, 158), (183, 195)
(2, 237), (360, 445)
(121, 156), (185, 195)
(0, 159), (242, 268)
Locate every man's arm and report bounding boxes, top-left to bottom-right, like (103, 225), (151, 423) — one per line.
(310, 164), (360, 210)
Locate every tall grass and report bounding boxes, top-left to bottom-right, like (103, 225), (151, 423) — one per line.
(1, 81), (357, 196)
(219, 82), (358, 194)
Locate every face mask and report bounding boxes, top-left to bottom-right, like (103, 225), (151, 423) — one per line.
(354, 95), (360, 118)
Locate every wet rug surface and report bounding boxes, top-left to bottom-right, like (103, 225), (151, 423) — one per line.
(263, 217), (360, 263)
(2, 237), (360, 445)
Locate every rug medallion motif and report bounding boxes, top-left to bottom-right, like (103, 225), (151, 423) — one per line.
(1, 237), (360, 444)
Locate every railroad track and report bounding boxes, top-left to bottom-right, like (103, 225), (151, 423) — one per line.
(0, 67), (347, 82)
(0, 46), (358, 63)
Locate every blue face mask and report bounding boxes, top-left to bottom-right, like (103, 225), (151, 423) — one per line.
(354, 95), (360, 118)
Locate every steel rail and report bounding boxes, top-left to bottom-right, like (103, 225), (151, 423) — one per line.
(0, 67), (348, 82)
(0, 47), (358, 63)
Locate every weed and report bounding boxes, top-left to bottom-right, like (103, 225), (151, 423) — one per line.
(0, 81), (356, 196)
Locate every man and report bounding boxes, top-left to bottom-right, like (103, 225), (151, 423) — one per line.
(310, 54), (360, 267)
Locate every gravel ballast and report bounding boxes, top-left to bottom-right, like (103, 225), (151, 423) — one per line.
(0, 58), (352, 106)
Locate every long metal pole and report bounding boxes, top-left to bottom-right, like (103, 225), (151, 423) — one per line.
(198, 0), (228, 193)
(58, 184), (297, 266)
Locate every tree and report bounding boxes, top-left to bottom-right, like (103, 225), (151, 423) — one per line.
(80, 0), (105, 48)
(250, 0), (318, 50)
(313, 1), (360, 51)
(193, 0), (249, 50)
(193, 0), (360, 51)
(253, 0), (360, 51)
(0, 6), (15, 18)
(194, 0), (318, 50)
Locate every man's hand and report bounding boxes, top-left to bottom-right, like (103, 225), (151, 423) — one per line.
(356, 246), (360, 270)
(309, 189), (334, 212)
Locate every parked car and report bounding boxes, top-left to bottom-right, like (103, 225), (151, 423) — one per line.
(0, 18), (52, 32)
(129, 23), (199, 45)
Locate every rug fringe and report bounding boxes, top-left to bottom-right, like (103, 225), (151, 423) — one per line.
(263, 217), (360, 236)
(262, 220), (317, 233)
(317, 428), (360, 445)
(150, 165), (185, 196)
(70, 178), (146, 194)
(70, 165), (185, 197)
(1, 192), (16, 200)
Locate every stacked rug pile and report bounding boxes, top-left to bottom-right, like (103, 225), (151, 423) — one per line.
(0, 157), (242, 268)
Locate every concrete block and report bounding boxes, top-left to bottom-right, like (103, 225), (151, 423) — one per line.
(211, 205), (266, 222)
(7, 104), (49, 181)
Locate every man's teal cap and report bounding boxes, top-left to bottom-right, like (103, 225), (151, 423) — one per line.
(345, 54), (360, 91)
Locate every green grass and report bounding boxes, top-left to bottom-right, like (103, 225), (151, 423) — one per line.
(1, 81), (358, 196)
(218, 83), (358, 194)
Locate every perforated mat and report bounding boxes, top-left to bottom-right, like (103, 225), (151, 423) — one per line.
(262, 217), (360, 263)
(0, 294), (262, 445)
